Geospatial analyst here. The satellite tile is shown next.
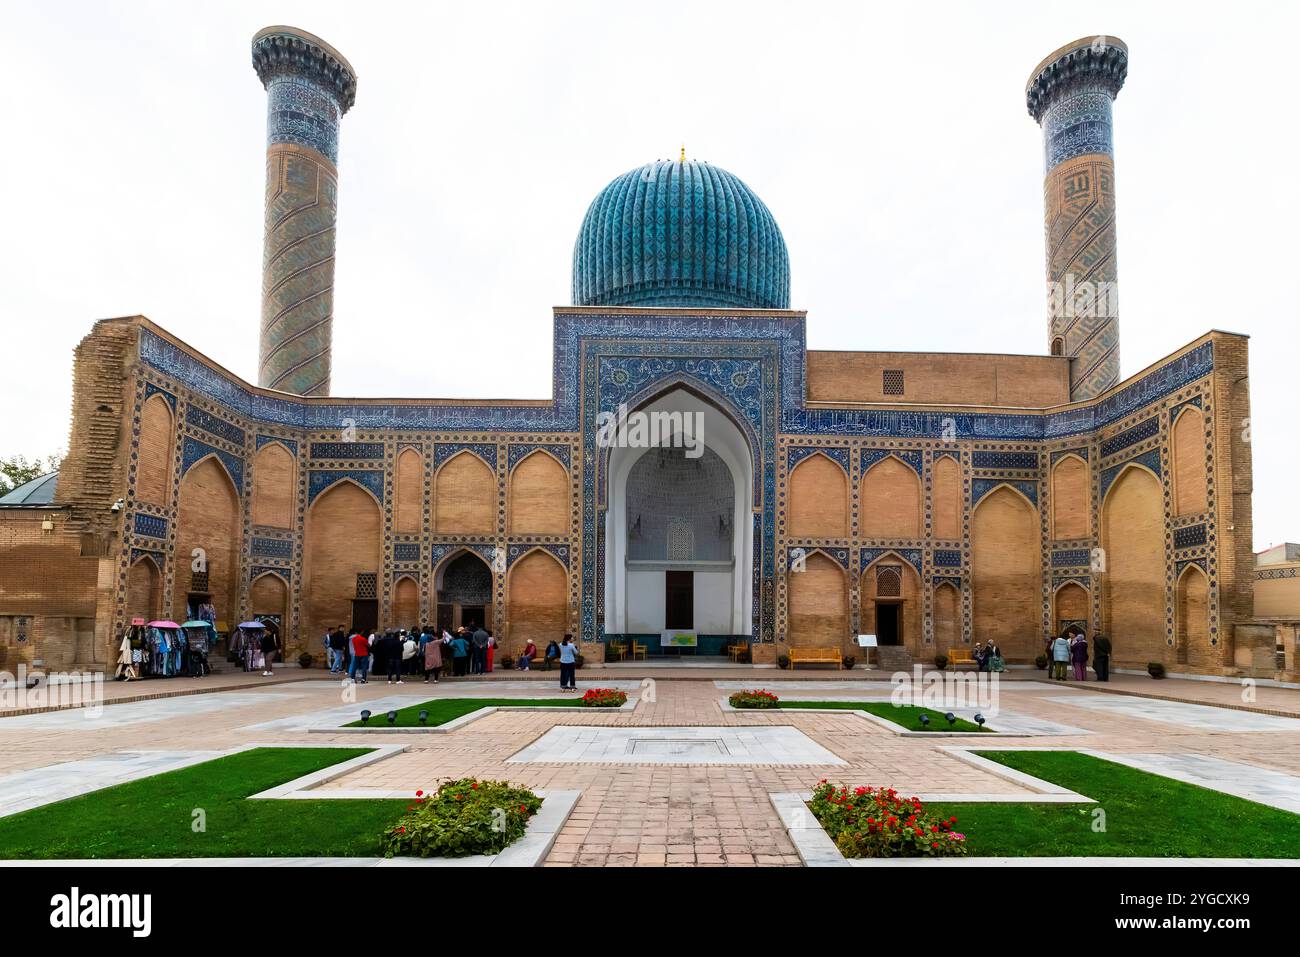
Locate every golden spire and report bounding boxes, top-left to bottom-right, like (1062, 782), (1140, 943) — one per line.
(679, 144), (686, 162)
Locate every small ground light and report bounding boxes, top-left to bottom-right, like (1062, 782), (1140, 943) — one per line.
(359, 709), (371, 724)
(974, 713), (986, 727)
(918, 713), (930, 727)
(386, 710), (398, 724)
(945, 712), (957, 726)
(418, 710), (428, 724)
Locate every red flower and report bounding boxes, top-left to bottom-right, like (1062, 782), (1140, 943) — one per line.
(415, 790), (424, 797)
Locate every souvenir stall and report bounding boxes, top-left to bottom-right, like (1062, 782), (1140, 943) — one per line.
(231, 621), (269, 673)
(180, 620), (216, 677)
(115, 617), (148, 680)
(143, 621), (187, 678)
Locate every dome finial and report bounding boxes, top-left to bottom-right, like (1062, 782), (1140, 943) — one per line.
(679, 144), (686, 163)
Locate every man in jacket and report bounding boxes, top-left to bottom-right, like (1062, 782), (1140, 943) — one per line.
(1093, 634), (1112, 682)
(471, 625), (490, 675)
(347, 631), (370, 683)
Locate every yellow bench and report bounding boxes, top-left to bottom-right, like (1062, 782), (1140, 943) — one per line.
(727, 643), (748, 663)
(789, 647), (842, 669)
(946, 646), (977, 668)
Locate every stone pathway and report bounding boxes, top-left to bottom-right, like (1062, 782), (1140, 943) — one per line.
(1044, 694), (1300, 732)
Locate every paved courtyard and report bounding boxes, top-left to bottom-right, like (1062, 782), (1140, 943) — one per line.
(1, 667), (1300, 865)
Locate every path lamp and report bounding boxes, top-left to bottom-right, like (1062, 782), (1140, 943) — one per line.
(360, 710), (371, 724)
(974, 713), (986, 728)
(418, 710), (429, 724)
(945, 712), (957, 727)
(386, 710), (398, 724)
(918, 713), (930, 728)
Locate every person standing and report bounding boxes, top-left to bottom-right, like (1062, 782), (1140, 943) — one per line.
(260, 627), (280, 677)
(348, 631), (370, 683)
(558, 634), (578, 692)
(1071, 632), (1089, 681)
(485, 631), (496, 673)
(423, 630), (443, 683)
(451, 631), (471, 677)
(471, 625), (489, 675)
(401, 631), (417, 676)
(1051, 632), (1071, 681)
(329, 627), (348, 674)
(1093, 633), (1112, 682)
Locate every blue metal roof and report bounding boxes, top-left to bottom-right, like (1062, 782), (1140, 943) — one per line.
(0, 471), (58, 505)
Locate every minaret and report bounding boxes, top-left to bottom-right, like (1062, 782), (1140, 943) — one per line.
(1026, 36), (1128, 401)
(251, 26), (357, 396)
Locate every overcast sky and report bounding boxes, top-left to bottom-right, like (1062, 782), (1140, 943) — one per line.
(1, 1), (1295, 550)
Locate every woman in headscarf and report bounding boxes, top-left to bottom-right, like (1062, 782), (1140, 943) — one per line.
(1070, 630), (1089, 681)
(423, 628), (443, 683)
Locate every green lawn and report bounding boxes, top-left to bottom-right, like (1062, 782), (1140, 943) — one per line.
(345, 697), (589, 727)
(0, 748), (409, 859)
(778, 700), (989, 733)
(925, 751), (1300, 857)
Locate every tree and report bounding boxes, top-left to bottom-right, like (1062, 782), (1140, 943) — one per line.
(0, 453), (63, 496)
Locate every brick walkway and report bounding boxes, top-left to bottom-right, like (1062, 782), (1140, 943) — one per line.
(1, 667), (1298, 865)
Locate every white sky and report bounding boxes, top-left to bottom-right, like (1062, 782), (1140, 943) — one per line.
(1, 1), (1295, 550)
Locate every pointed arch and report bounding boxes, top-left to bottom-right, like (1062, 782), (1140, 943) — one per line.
(971, 484), (1041, 659)
(788, 452), (849, 539)
(507, 548), (568, 654)
(932, 580), (960, 655)
(435, 548), (494, 632)
(931, 454), (961, 540)
(1101, 464), (1165, 664)
(252, 441), (295, 528)
(786, 549), (849, 649)
(1050, 453), (1089, 540)
(250, 571), (288, 626)
(304, 478), (381, 642)
(860, 550), (923, 655)
(509, 449), (568, 535)
(126, 554), (162, 622)
(174, 456), (241, 628)
(435, 450), (496, 534)
(860, 454), (922, 539)
(137, 393), (174, 507)
(392, 574), (420, 630)
(1053, 580), (1090, 635)
(1175, 563), (1210, 668)
(1172, 406), (1208, 516)
(395, 447), (424, 534)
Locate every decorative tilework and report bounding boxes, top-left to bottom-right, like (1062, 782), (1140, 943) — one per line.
(143, 382), (176, 411)
(256, 434), (298, 454)
(972, 450), (1038, 470)
(1052, 548), (1091, 567)
(132, 513), (167, 539)
(251, 537), (294, 559)
(310, 442), (385, 460)
(1174, 524), (1208, 550)
(507, 443), (570, 472)
(790, 547), (849, 569)
(860, 548), (922, 574)
(1100, 416), (1160, 457)
(1255, 567), (1300, 581)
(306, 469), (383, 506)
(1099, 449), (1162, 502)
(933, 549), (962, 568)
(861, 447), (922, 475)
(506, 543), (571, 569)
(393, 542), (421, 562)
(185, 406), (246, 446)
(787, 445), (849, 473)
(180, 437), (244, 491)
(434, 443), (498, 470)
(971, 478), (1038, 507)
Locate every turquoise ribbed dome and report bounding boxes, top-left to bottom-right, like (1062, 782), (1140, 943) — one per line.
(572, 159), (790, 310)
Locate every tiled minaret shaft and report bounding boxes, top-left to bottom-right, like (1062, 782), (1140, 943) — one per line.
(251, 26), (357, 396)
(1027, 36), (1127, 401)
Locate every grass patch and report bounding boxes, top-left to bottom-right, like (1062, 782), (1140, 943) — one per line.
(346, 697), (587, 728)
(0, 748), (408, 859)
(778, 701), (989, 733)
(926, 751), (1300, 858)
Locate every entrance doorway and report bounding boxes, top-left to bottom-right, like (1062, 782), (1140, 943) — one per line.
(351, 599), (377, 635)
(665, 571), (694, 629)
(876, 603), (901, 645)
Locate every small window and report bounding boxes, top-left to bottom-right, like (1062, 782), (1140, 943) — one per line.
(356, 573), (377, 599)
(876, 564), (902, 597)
(190, 570), (209, 592)
(882, 369), (905, 396)
(1051, 337), (1065, 356)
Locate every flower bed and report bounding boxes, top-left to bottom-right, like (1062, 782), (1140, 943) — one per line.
(809, 780), (968, 858)
(581, 688), (628, 708)
(382, 778), (543, 858)
(729, 689), (780, 709)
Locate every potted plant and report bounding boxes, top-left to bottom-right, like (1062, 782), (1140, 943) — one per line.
(934, 654), (949, 671)
(842, 655), (856, 670)
(297, 652), (314, 669)
(1035, 654), (1049, 670)
(777, 654), (791, 670)
(1147, 661), (1166, 679)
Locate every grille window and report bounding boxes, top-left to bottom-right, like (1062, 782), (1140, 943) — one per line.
(883, 369), (905, 395)
(356, 573), (377, 599)
(876, 564), (902, 598)
(190, 570), (209, 592)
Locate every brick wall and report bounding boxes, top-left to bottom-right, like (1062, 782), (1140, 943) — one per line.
(251, 442), (295, 528)
(805, 351), (1069, 407)
(971, 486), (1041, 658)
(303, 481), (381, 644)
(434, 452), (495, 534)
(787, 454), (848, 539)
(508, 452), (568, 535)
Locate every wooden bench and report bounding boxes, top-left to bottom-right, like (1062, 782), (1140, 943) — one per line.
(789, 647), (842, 670)
(727, 643), (749, 663)
(946, 646), (977, 668)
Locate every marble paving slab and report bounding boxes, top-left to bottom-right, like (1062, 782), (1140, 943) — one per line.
(1045, 694), (1300, 732)
(507, 725), (846, 766)
(0, 692), (301, 730)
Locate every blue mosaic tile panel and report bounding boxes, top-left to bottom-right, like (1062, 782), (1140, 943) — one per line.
(256, 434), (298, 454)
(972, 479), (1037, 507)
(506, 543), (571, 569)
(1052, 548), (1091, 567)
(393, 542), (421, 562)
(310, 441), (385, 460)
(132, 513), (167, 539)
(1099, 449), (1162, 501)
(507, 443), (570, 472)
(933, 549), (962, 568)
(1099, 416), (1160, 458)
(789, 546), (849, 569)
(972, 450), (1039, 470)
(861, 448), (923, 475)
(143, 382), (176, 410)
(787, 445), (849, 473)
(434, 443), (497, 470)
(307, 470), (383, 506)
(860, 548), (922, 574)
(181, 437), (244, 490)
(1174, 524), (1208, 550)
(251, 537), (293, 559)
(185, 406), (246, 446)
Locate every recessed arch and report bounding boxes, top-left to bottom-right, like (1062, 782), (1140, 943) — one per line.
(250, 571), (288, 640)
(509, 449), (568, 535)
(860, 455), (922, 539)
(136, 394), (174, 507)
(434, 450), (496, 534)
(435, 548), (494, 633)
(395, 448), (424, 534)
(1175, 563), (1210, 668)
(786, 549), (849, 650)
(1053, 580), (1090, 636)
(304, 478), (381, 641)
(392, 574), (420, 630)
(1050, 453), (1089, 540)
(174, 456), (241, 629)
(971, 484), (1041, 659)
(507, 548), (568, 654)
(1101, 464), (1165, 664)
(252, 441), (295, 528)
(788, 452), (849, 539)
(931, 454), (961, 540)
(1171, 406), (1208, 516)
(860, 550), (922, 655)
(126, 554), (162, 622)
(932, 581), (961, 655)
